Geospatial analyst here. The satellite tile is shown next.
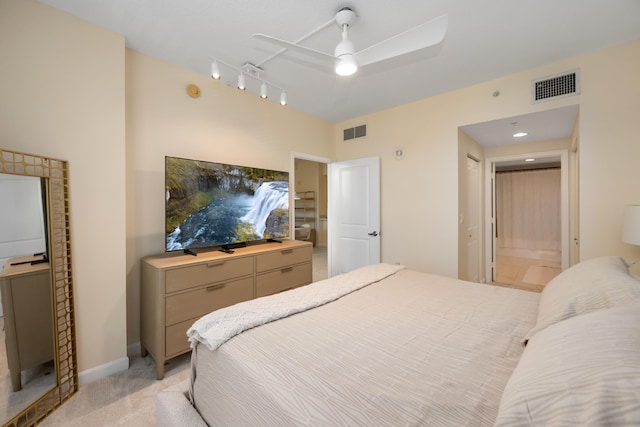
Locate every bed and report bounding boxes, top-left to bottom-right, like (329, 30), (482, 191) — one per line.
(157, 257), (640, 426)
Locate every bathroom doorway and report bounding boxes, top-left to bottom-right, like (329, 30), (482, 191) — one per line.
(486, 151), (569, 291)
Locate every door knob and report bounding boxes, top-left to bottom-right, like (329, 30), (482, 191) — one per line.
(368, 231), (378, 237)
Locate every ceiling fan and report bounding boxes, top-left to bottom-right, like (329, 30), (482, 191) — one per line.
(253, 7), (448, 76)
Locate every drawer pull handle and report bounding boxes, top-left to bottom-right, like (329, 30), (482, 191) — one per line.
(281, 249), (293, 255)
(206, 283), (226, 292)
(207, 262), (225, 268)
(281, 267), (293, 273)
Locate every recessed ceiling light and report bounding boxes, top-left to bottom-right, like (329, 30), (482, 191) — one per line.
(513, 132), (528, 138)
(525, 158), (535, 162)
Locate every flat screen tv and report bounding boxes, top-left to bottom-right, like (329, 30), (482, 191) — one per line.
(165, 156), (290, 252)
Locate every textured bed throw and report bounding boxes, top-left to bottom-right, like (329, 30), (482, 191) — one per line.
(187, 263), (405, 350)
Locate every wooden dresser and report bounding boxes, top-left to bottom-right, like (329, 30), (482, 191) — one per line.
(141, 239), (312, 379)
(0, 255), (54, 392)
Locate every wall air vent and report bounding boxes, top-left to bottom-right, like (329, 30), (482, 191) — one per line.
(533, 70), (580, 103)
(343, 124), (367, 141)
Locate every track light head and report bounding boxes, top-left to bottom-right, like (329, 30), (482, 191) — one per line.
(237, 73), (246, 90)
(260, 82), (268, 99)
(211, 61), (220, 80)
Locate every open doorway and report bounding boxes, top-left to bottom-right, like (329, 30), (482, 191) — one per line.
(491, 156), (564, 291)
(484, 149), (570, 292)
(291, 154), (330, 282)
(459, 104), (579, 290)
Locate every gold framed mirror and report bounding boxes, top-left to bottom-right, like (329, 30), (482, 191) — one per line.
(0, 148), (77, 426)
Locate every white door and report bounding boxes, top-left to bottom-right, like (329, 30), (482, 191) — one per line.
(328, 157), (380, 277)
(466, 157), (480, 282)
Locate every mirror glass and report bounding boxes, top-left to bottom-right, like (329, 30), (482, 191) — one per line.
(0, 173), (56, 421)
(0, 149), (77, 426)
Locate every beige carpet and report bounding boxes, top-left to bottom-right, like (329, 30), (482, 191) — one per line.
(39, 353), (190, 426)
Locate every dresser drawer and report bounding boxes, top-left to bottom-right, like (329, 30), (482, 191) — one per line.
(165, 257), (254, 293)
(165, 276), (254, 326)
(256, 245), (312, 273)
(256, 262), (312, 297)
(165, 317), (194, 357)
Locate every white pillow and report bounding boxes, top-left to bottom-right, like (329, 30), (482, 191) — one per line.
(524, 256), (640, 342)
(496, 301), (640, 426)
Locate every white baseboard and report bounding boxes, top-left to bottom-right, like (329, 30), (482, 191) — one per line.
(78, 356), (129, 386)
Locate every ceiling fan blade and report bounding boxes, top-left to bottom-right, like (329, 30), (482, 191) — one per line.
(354, 14), (448, 67)
(253, 33), (334, 62)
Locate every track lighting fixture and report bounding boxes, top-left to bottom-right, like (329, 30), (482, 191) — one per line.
(209, 58), (286, 106)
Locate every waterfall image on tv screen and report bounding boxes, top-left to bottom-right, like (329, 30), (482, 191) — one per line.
(165, 156), (289, 252)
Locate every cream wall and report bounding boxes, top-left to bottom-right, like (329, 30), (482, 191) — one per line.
(484, 138), (570, 159)
(125, 50), (335, 348)
(0, 0), (127, 376)
(295, 159), (321, 196)
(336, 40), (640, 278)
(577, 42), (640, 265)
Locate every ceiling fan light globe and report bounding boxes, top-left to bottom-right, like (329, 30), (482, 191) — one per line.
(335, 55), (358, 76)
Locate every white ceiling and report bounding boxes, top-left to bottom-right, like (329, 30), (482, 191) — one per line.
(37, 0), (639, 140)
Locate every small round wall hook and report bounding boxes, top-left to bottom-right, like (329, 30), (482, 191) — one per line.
(186, 84), (201, 98)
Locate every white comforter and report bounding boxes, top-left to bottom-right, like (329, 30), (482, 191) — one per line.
(190, 266), (540, 426)
(187, 263), (405, 350)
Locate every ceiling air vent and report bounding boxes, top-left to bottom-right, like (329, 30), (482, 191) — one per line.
(532, 70), (580, 103)
(343, 124), (367, 141)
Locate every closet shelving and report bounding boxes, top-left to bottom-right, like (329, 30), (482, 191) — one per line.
(294, 191), (316, 243)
